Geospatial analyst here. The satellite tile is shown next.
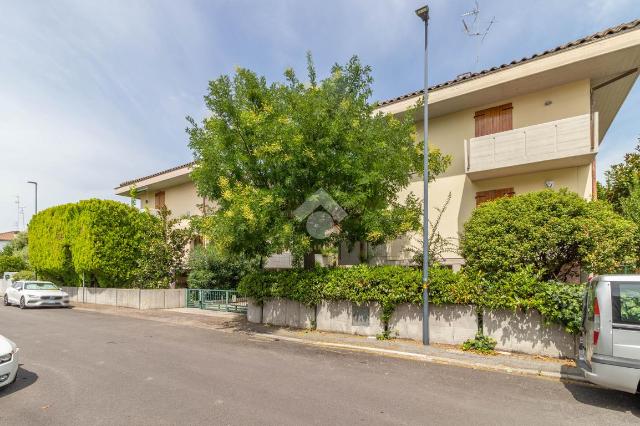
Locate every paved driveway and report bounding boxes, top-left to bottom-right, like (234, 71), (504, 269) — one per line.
(0, 305), (638, 425)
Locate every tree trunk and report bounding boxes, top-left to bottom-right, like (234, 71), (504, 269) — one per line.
(303, 252), (316, 270)
(359, 241), (369, 264)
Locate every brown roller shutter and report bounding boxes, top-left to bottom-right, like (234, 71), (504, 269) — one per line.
(154, 191), (165, 209)
(475, 187), (515, 206)
(474, 103), (513, 137)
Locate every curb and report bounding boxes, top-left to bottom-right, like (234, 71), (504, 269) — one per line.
(249, 331), (588, 384)
(71, 304), (588, 385)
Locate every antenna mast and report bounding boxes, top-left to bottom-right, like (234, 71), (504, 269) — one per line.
(461, 1), (496, 69)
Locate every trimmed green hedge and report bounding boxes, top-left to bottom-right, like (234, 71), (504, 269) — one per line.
(238, 265), (584, 333)
(28, 199), (154, 287)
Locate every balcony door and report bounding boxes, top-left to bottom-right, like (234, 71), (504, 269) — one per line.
(474, 103), (513, 137)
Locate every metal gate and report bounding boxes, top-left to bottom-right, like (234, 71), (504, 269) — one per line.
(186, 289), (248, 313)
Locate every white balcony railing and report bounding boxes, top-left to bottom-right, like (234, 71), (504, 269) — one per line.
(464, 113), (598, 180)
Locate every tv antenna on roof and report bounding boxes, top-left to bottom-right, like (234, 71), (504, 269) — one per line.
(461, 1), (496, 68)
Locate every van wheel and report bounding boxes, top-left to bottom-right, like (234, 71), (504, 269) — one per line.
(19, 297), (26, 309)
(3, 294), (9, 306)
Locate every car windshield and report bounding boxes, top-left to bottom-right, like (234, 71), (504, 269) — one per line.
(24, 282), (59, 290)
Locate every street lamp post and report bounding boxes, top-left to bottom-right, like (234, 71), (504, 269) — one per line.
(415, 5), (430, 345)
(27, 181), (38, 215)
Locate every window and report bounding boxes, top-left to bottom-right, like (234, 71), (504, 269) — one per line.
(474, 103), (513, 137)
(475, 187), (515, 206)
(154, 191), (165, 209)
(612, 282), (640, 325)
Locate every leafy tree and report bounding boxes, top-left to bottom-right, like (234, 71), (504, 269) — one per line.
(0, 255), (26, 274)
(186, 245), (259, 289)
(188, 54), (450, 266)
(600, 138), (640, 211)
(460, 189), (637, 281)
(1, 232), (29, 269)
(135, 206), (193, 288)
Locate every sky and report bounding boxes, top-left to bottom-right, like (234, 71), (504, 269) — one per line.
(1, 0), (639, 231)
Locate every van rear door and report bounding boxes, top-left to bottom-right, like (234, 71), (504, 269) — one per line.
(611, 281), (640, 359)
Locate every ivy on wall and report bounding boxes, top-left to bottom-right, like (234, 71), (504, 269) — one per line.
(238, 265), (585, 334)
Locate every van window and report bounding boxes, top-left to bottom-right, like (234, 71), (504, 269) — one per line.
(612, 282), (640, 325)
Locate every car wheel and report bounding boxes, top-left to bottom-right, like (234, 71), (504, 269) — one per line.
(19, 297), (26, 309)
(3, 294), (9, 306)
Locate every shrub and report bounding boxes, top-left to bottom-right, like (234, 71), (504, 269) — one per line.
(0, 255), (26, 274)
(471, 266), (585, 334)
(187, 246), (259, 289)
(29, 199), (154, 287)
(460, 189), (637, 281)
(12, 270), (36, 281)
(462, 333), (497, 354)
(135, 207), (193, 289)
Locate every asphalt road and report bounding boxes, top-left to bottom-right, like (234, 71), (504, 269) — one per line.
(0, 305), (638, 426)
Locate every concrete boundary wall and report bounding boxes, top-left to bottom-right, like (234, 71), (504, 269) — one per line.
(262, 298), (315, 329)
(60, 287), (186, 310)
(248, 298), (576, 358)
(316, 300), (385, 336)
(483, 309), (577, 358)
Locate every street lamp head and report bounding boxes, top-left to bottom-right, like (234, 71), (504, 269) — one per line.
(27, 181), (37, 185)
(415, 5), (429, 22)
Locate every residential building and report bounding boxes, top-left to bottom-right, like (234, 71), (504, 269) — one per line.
(0, 231), (18, 251)
(115, 19), (640, 270)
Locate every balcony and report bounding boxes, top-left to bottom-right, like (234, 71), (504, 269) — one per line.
(464, 113), (598, 180)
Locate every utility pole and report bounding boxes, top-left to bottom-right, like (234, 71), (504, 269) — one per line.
(27, 181), (38, 215)
(416, 4), (430, 345)
(15, 196), (22, 231)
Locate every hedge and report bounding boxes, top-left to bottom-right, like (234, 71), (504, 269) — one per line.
(238, 265), (584, 334)
(28, 199), (154, 287)
(460, 189), (637, 280)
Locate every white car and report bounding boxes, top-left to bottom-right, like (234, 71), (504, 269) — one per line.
(0, 335), (18, 389)
(4, 281), (70, 309)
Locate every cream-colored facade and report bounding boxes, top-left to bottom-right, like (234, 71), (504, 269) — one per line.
(115, 19), (640, 269)
(386, 79), (595, 267)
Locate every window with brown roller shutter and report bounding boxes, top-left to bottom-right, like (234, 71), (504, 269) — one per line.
(154, 191), (165, 209)
(475, 187), (515, 206)
(474, 103), (513, 137)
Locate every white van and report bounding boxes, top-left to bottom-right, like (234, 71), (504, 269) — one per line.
(579, 275), (640, 393)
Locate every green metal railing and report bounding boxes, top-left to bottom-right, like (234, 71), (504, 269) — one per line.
(186, 289), (247, 313)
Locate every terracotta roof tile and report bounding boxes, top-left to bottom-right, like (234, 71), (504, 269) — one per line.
(117, 161), (195, 188)
(0, 231), (18, 241)
(376, 18), (640, 108)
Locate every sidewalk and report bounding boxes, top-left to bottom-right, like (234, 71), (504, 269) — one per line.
(71, 303), (586, 384)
